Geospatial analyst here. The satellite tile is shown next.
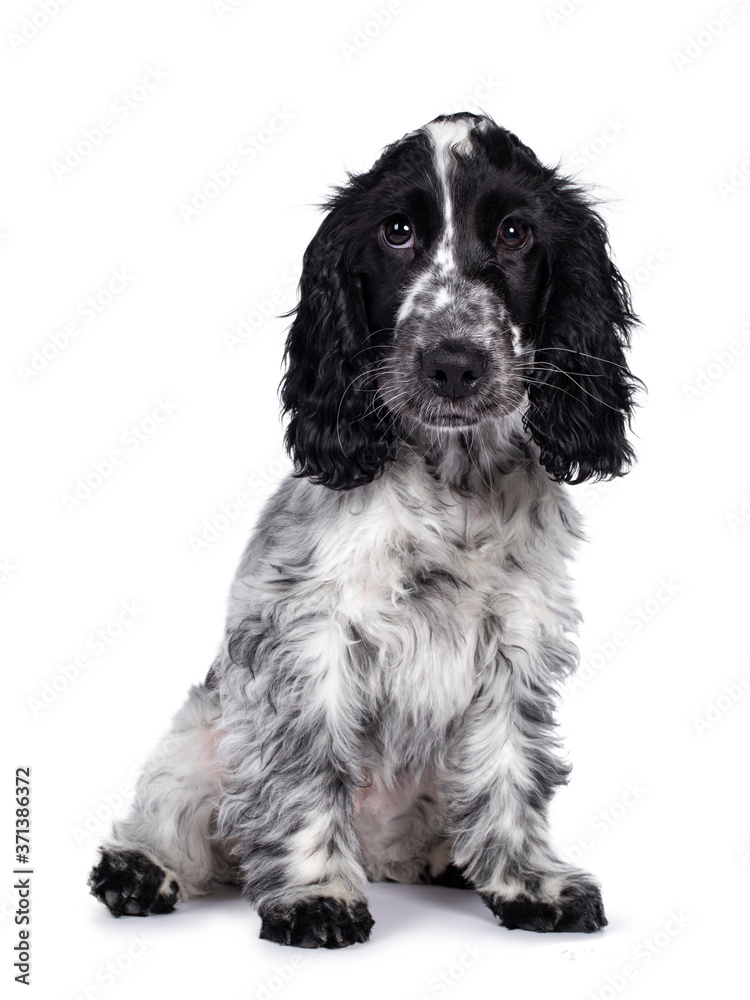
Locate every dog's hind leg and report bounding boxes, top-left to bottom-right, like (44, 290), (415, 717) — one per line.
(89, 678), (230, 917)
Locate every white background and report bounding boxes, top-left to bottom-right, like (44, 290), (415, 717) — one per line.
(3, 0), (749, 997)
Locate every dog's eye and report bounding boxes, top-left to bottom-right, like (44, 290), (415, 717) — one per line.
(497, 217), (531, 251)
(382, 215), (415, 249)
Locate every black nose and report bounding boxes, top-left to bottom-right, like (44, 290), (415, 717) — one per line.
(421, 345), (487, 399)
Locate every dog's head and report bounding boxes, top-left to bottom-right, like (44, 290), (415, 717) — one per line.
(280, 112), (639, 490)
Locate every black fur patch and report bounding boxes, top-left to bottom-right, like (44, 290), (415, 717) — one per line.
(89, 849), (179, 918)
(482, 880), (607, 933)
(555, 880), (609, 932)
(280, 111), (640, 490)
(427, 862), (474, 890)
(259, 897), (374, 949)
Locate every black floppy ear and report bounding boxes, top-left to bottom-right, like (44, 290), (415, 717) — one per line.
(280, 212), (394, 490)
(525, 186), (640, 484)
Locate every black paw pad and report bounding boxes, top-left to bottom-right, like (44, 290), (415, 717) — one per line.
(89, 848), (179, 918)
(482, 880), (607, 934)
(259, 896), (374, 949)
(483, 892), (559, 932)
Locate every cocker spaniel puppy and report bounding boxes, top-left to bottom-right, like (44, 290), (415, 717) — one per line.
(90, 112), (638, 948)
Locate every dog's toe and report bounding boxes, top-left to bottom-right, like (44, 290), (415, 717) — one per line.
(259, 896), (374, 949)
(555, 880), (608, 932)
(89, 848), (179, 917)
(483, 877), (607, 934)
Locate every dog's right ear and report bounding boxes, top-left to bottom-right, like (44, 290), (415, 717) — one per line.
(280, 208), (395, 491)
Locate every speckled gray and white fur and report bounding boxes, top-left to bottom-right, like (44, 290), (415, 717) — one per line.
(92, 112), (638, 943)
(220, 421), (582, 900)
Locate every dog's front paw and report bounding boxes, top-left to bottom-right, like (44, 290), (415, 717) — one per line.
(554, 878), (608, 932)
(482, 873), (607, 934)
(89, 848), (179, 917)
(259, 896), (374, 949)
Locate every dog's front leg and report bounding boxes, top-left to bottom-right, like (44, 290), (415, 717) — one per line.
(217, 641), (373, 949)
(444, 660), (607, 933)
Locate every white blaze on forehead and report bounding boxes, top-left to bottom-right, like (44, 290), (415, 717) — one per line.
(424, 118), (478, 276)
(425, 116), (479, 161)
(396, 117), (492, 326)
(396, 118), (479, 325)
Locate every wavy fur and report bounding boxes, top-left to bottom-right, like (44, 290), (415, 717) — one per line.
(90, 113), (639, 947)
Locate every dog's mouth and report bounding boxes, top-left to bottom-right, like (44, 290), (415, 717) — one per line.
(414, 402), (487, 429)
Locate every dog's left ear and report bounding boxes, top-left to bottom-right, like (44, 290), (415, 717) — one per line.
(280, 207), (394, 491)
(525, 185), (640, 484)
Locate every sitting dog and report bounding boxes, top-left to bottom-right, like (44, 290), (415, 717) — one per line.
(90, 112), (639, 948)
